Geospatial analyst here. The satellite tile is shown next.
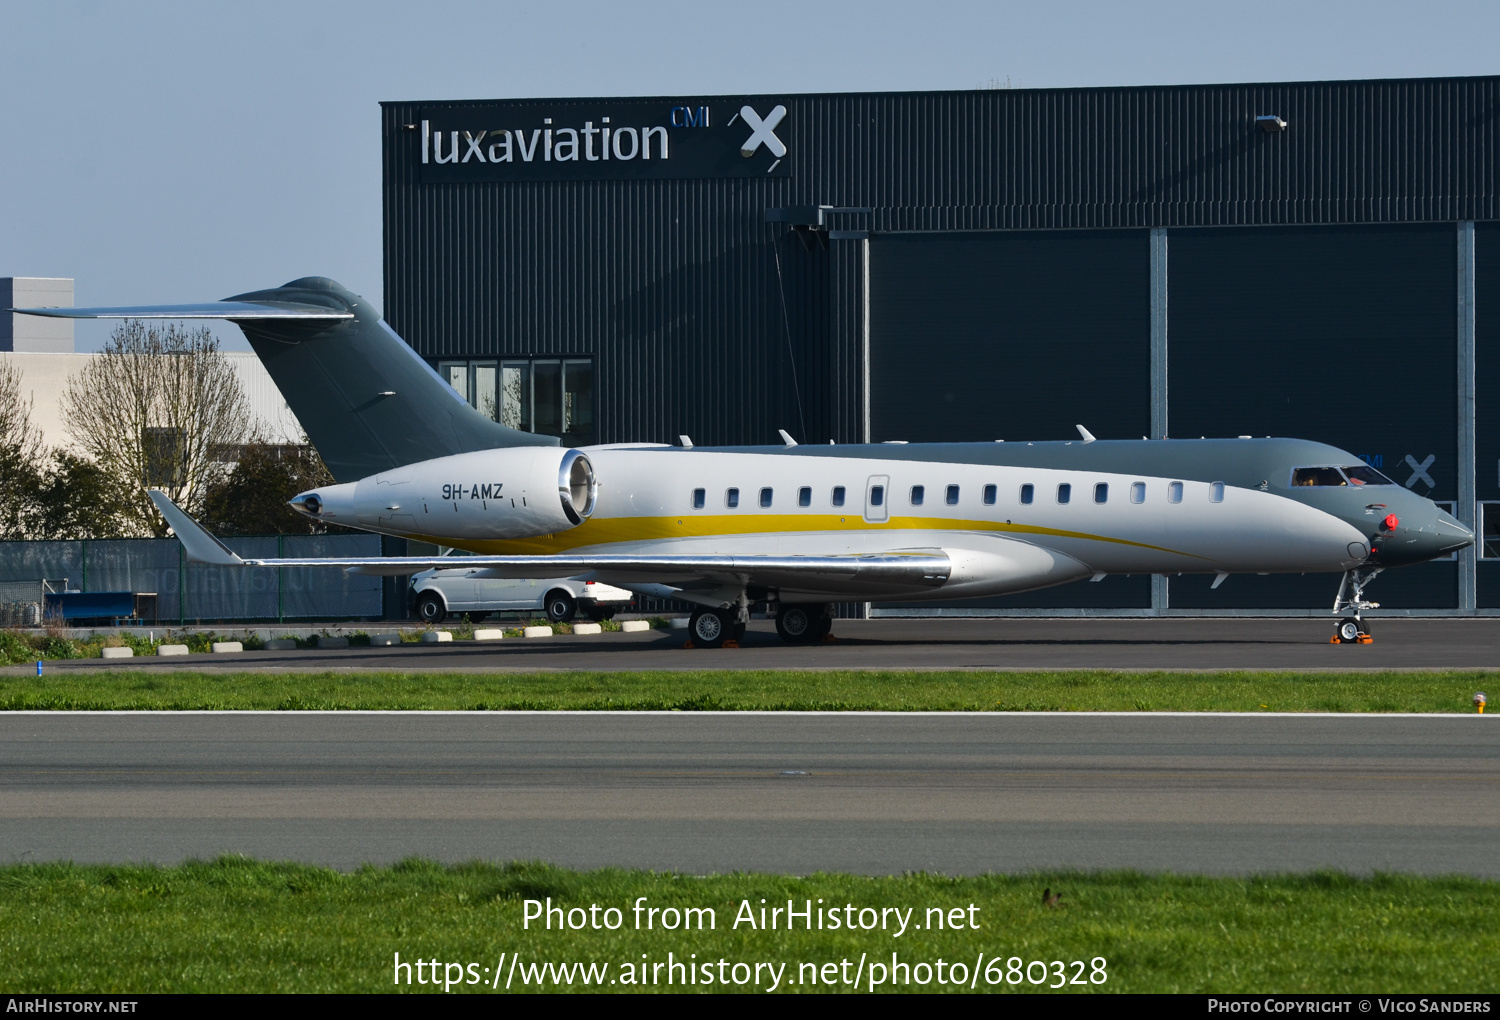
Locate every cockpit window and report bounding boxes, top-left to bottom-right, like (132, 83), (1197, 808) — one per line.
(1342, 464), (1395, 486)
(1291, 467), (1350, 487)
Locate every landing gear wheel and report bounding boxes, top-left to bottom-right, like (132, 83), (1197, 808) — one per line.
(415, 593), (446, 625)
(775, 604), (822, 644)
(1331, 619), (1374, 644)
(775, 604), (832, 644)
(545, 590), (577, 623)
(584, 606), (617, 623)
(689, 608), (733, 648)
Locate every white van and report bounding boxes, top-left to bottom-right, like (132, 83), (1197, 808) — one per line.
(409, 567), (633, 624)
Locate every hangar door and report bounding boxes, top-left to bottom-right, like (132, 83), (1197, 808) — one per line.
(1169, 224), (1458, 610)
(868, 228), (1152, 609)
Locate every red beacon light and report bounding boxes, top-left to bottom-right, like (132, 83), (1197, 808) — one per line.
(1384, 514), (1399, 530)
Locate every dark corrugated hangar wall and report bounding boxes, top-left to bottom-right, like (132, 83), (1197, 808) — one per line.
(383, 77), (1500, 615)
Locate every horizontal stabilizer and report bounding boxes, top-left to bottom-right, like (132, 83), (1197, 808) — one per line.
(10, 301), (352, 320)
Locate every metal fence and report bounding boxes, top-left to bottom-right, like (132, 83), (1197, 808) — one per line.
(0, 535), (383, 623)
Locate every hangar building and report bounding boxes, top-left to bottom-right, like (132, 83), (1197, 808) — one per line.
(381, 76), (1500, 616)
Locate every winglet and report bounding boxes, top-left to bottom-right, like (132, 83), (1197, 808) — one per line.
(146, 491), (245, 566)
(1076, 424), (1096, 443)
(778, 429), (798, 447)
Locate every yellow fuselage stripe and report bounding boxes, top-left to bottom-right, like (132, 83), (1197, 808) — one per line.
(400, 513), (1206, 559)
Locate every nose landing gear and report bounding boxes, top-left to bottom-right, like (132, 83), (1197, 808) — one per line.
(1331, 568), (1382, 644)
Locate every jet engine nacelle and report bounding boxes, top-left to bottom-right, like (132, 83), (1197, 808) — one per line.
(290, 446), (597, 540)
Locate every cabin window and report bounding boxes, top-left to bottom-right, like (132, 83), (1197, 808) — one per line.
(870, 485), (885, 507)
(1130, 481), (1145, 504)
(798, 486), (812, 507)
(691, 488), (705, 509)
(1094, 483), (1108, 504)
(946, 484), (960, 505)
(725, 487), (740, 508)
(831, 486), (846, 507)
(1020, 483), (1034, 505)
(1057, 483), (1072, 504)
(1168, 481), (1183, 503)
(1210, 481), (1225, 503)
(983, 484), (997, 505)
(910, 485), (925, 506)
(759, 487), (773, 508)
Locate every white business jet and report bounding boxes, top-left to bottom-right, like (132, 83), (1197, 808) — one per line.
(15, 278), (1472, 647)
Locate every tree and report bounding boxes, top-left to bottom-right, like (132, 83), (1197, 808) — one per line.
(30, 452), (133, 539)
(198, 441), (354, 535)
(61, 320), (253, 537)
(0, 360), (46, 537)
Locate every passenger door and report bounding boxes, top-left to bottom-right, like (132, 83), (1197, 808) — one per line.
(864, 475), (890, 523)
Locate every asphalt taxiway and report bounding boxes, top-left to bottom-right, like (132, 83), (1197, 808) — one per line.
(2, 713), (1494, 875)
(20, 617), (1500, 672)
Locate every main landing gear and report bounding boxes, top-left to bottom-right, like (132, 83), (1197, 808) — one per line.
(1331, 567), (1382, 644)
(684, 596), (836, 648)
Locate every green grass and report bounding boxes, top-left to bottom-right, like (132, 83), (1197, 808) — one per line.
(0, 859), (1492, 993)
(0, 669), (1492, 712)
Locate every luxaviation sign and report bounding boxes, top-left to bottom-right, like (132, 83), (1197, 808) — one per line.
(411, 96), (791, 182)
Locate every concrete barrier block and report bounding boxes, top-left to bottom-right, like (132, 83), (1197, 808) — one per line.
(621, 620), (652, 633)
(668, 617), (689, 630)
(572, 622), (603, 635)
(523, 625), (553, 638)
(210, 642), (243, 654)
(420, 631), (453, 643)
(264, 639), (297, 650)
(101, 646), (133, 659)
(370, 633), (401, 646)
(317, 635), (349, 649)
(157, 644), (190, 656)
(472, 628), (505, 641)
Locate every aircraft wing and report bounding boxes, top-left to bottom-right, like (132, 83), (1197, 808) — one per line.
(8, 301), (352, 320)
(145, 492), (951, 592)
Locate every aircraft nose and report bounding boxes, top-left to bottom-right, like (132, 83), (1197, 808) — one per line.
(1377, 501), (1474, 565)
(1429, 508), (1475, 554)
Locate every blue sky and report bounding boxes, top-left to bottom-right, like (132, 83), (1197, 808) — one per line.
(2, 0), (1496, 350)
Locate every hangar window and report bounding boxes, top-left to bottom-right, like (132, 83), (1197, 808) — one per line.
(983, 484), (997, 505)
(798, 486), (812, 507)
(946, 485), (960, 505)
(1020, 484), (1034, 505)
(1130, 482), (1145, 504)
(831, 486), (846, 507)
(760, 487), (773, 508)
(910, 485), (925, 506)
(1210, 481), (1225, 502)
(725, 488), (740, 508)
(1057, 483), (1072, 504)
(437, 356), (594, 446)
(1094, 483), (1108, 504)
(1168, 481), (1183, 504)
(692, 488), (705, 509)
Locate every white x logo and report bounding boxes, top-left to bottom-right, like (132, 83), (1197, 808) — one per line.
(740, 105), (787, 158)
(1404, 453), (1435, 489)
(462, 130), (488, 163)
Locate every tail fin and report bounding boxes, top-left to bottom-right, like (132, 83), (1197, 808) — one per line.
(12, 276), (555, 482)
(225, 278), (556, 481)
